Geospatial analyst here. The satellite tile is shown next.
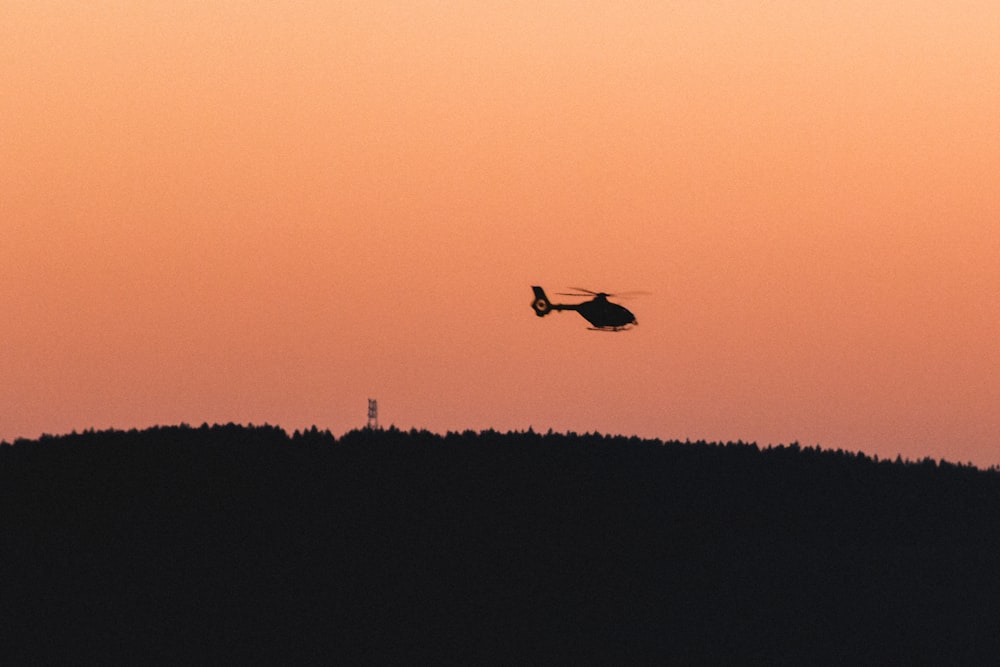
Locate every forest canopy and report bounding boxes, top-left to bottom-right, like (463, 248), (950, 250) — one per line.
(3, 423), (999, 664)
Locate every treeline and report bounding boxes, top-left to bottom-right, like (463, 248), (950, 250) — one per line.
(3, 424), (1000, 664)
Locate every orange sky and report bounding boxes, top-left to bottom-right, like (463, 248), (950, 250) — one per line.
(3, 2), (999, 465)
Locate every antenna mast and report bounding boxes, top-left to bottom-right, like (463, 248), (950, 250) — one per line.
(367, 398), (379, 430)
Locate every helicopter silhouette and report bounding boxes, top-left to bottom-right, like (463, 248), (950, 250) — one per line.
(531, 286), (639, 331)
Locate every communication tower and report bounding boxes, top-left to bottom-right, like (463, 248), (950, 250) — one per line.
(367, 399), (379, 430)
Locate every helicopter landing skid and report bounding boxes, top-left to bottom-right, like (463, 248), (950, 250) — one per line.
(587, 325), (634, 332)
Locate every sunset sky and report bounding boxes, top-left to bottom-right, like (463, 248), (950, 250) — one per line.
(3, 2), (998, 465)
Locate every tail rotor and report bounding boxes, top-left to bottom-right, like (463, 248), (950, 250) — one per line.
(531, 286), (553, 317)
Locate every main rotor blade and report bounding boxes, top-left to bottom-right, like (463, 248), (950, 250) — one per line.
(563, 287), (650, 298)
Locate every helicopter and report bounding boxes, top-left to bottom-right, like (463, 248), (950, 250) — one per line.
(530, 286), (639, 331)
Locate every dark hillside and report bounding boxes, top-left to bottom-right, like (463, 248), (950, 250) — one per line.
(3, 424), (1000, 664)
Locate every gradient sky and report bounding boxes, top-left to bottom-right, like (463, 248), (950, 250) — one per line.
(3, 2), (999, 465)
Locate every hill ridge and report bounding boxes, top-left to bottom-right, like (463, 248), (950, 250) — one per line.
(3, 423), (1000, 663)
